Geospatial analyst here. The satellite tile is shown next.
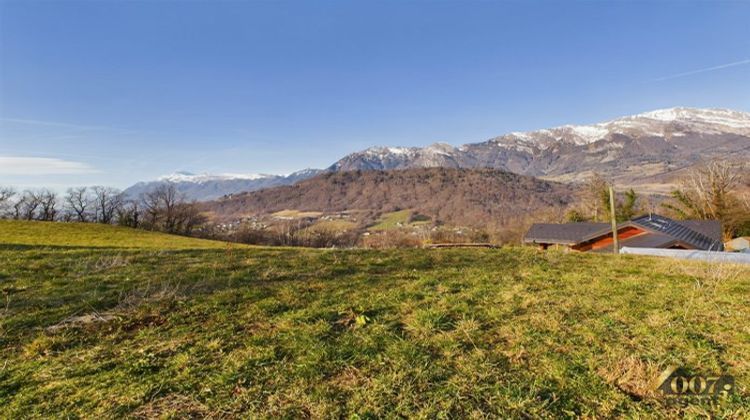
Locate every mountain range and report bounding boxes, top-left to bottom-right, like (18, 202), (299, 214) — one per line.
(123, 169), (323, 201)
(125, 107), (750, 201)
(328, 107), (750, 191)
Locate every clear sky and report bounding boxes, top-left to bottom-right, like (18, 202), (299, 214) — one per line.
(1, 0), (749, 190)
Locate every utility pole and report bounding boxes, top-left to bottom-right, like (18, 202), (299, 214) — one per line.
(609, 186), (619, 255)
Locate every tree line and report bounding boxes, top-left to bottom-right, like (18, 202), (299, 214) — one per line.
(565, 160), (750, 239)
(564, 174), (641, 224)
(2, 160), (746, 245)
(661, 160), (750, 238)
(0, 184), (206, 235)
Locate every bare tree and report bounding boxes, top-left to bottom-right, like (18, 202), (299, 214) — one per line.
(584, 173), (609, 222)
(691, 160), (739, 219)
(91, 186), (123, 224)
(12, 196), (25, 220)
(37, 190), (58, 221)
(175, 202), (207, 234)
(65, 187), (90, 222)
(0, 187), (16, 218)
(142, 184), (181, 232)
(662, 160), (749, 237)
(141, 190), (161, 229)
(116, 199), (141, 228)
(740, 191), (750, 214)
(663, 161), (741, 219)
(140, 184), (206, 234)
(160, 184), (180, 233)
(15, 190), (42, 220)
(574, 173), (640, 222)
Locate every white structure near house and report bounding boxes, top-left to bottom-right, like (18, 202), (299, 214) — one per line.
(621, 247), (750, 264)
(725, 237), (750, 252)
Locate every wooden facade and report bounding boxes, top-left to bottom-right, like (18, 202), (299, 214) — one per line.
(571, 226), (644, 252)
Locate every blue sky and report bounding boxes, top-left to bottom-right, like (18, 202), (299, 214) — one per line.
(1, 0), (749, 190)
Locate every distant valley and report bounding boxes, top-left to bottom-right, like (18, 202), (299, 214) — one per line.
(202, 167), (578, 240)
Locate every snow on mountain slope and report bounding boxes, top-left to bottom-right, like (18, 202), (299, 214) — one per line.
(125, 107), (749, 200)
(495, 107), (750, 150)
(329, 107), (750, 188)
(635, 107), (750, 129)
(158, 171), (271, 183)
(124, 169), (323, 201)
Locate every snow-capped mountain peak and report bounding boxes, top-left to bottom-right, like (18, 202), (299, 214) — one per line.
(361, 146), (416, 157)
(628, 107), (750, 129)
(286, 168), (324, 178)
(158, 172), (270, 184)
(328, 107), (750, 187)
(126, 107), (750, 200)
(424, 142), (456, 154)
(498, 107), (750, 149)
(126, 169), (324, 201)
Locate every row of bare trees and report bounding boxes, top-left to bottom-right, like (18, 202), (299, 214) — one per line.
(661, 160), (750, 238)
(0, 186), (127, 224)
(63, 186), (124, 224)
(141, 184), (207, 234)
(563, 160), (749, 239)
(0, 184), (206, 235)
(224, 220), (361, 248)
(1, 188), (64, 221)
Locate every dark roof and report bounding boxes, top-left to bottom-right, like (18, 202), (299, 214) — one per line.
(523, 222), (609, 245)
(680, 220), (722, 243)
(631, 214), (723, 251)
(524, 214), (724, 251)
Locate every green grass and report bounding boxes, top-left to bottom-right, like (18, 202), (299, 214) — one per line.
(369, 209), (412, 231)
(1, 221), (749, 417)
(0, 220), (238, 249)
(303, 219), (358, 233)
(271, 210), (324, 219)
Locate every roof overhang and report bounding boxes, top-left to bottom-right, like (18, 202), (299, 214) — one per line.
(522, 238), (578, 245)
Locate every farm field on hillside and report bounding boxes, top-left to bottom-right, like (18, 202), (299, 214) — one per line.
(1, 222), (749, 418)
(369, 209), (412, 230)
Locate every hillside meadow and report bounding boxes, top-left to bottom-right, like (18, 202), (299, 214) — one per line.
(1, 221), (749, 418)
(0, 220), (237, 250)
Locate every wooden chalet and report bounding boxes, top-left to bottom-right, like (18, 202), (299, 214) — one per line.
(523, 214), (723, 252)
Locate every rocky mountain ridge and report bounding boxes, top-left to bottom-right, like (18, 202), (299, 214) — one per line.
(330, 107), (750, 190)
(125, 107), (750, 200)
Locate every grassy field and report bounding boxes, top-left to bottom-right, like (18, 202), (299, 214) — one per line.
(303, 219), (359, 234)
(369, 210), (412, 230)
(0, 220), (237, 249)
(272, 210), (324, 219)
(1, 221), (749, 417)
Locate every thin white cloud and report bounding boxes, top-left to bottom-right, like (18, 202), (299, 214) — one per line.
(0, 156), (99, 175)
(651, 58), (750, 82)
(0, 118), (112, 131)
